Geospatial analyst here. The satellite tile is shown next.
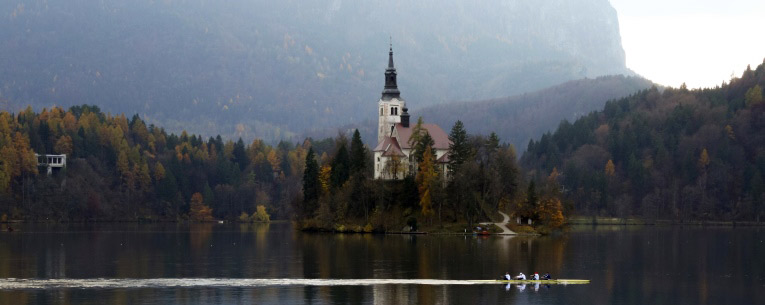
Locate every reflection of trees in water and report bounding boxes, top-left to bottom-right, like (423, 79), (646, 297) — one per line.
(189, 223), (214, 250)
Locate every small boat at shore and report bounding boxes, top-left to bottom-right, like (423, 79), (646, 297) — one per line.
(469, 279), (590, 284)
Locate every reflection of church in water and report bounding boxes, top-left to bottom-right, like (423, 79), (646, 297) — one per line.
(372, 46), (450, 180)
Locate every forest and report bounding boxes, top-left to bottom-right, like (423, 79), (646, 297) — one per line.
(4, 60), (762, 225)
(0, 105), (315, 221)
(0, 105), (565, 232)
(523, 61), (765, 222)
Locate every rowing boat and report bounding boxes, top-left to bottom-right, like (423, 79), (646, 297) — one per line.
(469, 279), (590, 284)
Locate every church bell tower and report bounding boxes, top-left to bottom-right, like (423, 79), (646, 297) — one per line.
(377, 43), (406, 144)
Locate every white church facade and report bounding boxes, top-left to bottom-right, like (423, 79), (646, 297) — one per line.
(373, 46), (451, 180)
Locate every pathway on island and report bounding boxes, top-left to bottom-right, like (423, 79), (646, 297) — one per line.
(480, 211), (516, 235)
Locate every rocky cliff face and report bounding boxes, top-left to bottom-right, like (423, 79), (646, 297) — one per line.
(0, 0), (629, 141)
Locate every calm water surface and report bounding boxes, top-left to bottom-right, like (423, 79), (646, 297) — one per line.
(0, 222), (762, 304)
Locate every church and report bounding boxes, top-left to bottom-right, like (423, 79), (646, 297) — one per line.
(373, 46), (451, 180)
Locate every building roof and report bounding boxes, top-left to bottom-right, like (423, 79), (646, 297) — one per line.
(373, 136), (406, 157)
(436, 152), (450, 163)
(381, 45), (401, 100)
(394, 123), (451, 150)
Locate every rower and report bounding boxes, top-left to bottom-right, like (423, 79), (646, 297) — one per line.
(543, 272), (551, 280)
(504, 272), (511, 280)
(515, 272), (526, 280)
(533, 272), (540, 280)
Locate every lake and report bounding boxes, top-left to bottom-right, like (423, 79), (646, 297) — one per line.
(0, 222), (762, 304)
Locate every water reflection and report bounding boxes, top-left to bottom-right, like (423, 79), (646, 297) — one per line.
(0, 223), (762, 304)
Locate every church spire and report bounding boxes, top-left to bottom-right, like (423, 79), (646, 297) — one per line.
(382, 40), (400, 100)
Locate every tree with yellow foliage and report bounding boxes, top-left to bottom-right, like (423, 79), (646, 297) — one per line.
(153, 162), (165, 181)
(416, 146), (436, 216)
(745, 85), (763, 107)
(319, 164), (332, 194)
(255, 205), (271, 222)
(698, 148), (710, 169)
(605, 159), (615, 177)
(54, 135), (73, 155)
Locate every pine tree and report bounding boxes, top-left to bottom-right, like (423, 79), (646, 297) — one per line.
(349, 129), (366, 175)
(447, 120), (470, 173)
(302, 147), (320, 215)
(330, 142), (350, 188)
(413, 131), (435, 165)
(233, 138), (248, 170)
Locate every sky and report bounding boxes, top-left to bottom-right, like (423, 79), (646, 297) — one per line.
(608, 0), (765, 89)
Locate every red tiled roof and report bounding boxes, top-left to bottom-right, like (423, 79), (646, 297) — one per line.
(394, 123), (451, 150)
(373, 136), (405, 156)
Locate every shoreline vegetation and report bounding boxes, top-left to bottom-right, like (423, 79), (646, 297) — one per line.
(1, 63), (763, 232)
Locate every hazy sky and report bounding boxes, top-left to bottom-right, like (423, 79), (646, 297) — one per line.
(609, 0), (765, 88)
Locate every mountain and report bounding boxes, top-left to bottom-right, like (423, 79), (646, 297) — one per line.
(418, 75), (654, 150)
(0, 0), (629, 142)
(521, 61), (765, 221)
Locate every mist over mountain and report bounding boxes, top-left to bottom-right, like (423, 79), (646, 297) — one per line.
(0, 0), (629, 142)
(417, 75), (654, 150)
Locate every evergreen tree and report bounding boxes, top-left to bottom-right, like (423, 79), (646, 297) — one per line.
(233, 138), (248, 170)
(413, 131), (435, 165)
(487, 132), (500, 153)
(330, 142), (350, 188)
(447, 120), (470, 173)
(302, 147), (319, 215)
(349, 129), (366, 175)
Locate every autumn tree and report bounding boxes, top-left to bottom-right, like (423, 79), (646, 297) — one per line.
(605, 159), (615, 177)
(54, 135), (73, 155)
(383, 154), (405, 180)
(416, 146), (437, 217)
(189, 192), (214, 221)
(698, 148), (710, 170)
(537, 197), (565, 228)
(254, 205), (271, 222)
(745, 85), (763, 107)
(319, 164), (332, 194)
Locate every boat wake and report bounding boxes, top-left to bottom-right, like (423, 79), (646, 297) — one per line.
(0, 278), (483, 290)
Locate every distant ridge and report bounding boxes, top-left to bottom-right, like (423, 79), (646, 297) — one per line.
(419, 75), (654, 150)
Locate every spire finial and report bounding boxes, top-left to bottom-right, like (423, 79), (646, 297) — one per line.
(389, 36), (392, 52)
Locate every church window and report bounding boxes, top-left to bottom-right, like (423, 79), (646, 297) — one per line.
(380, 107), (383, 116)
(391, 107), (398, 115)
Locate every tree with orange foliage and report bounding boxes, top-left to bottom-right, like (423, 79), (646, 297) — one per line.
(538, 197), (565, 228)
(189, 192), (214, 221)
(605, 159), (615, 177)
(54, 135), (73, 155)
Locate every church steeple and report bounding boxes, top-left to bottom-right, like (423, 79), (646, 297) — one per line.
(382, 42), (400, 100)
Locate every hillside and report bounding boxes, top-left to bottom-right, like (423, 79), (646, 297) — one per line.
(0, 0), (629, 142)
(419, 75), (654, 150)
(522, 60), (765, 221)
